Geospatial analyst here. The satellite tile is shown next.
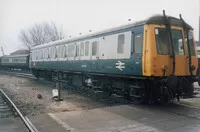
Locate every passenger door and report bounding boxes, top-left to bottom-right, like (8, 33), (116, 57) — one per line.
(131, 31), (143, 75)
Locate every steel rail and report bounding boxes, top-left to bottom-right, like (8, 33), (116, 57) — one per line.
(0, 89), (38, 132)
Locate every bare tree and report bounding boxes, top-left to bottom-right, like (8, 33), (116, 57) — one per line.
(19, 22), (64, 50)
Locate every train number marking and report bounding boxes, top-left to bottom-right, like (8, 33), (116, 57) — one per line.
(81, 65), (87, 68)
(115, 61), (125, 71)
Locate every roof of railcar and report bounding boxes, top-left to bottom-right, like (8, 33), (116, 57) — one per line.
(1, 54), (29, 58)
(32, 15), (193, 50)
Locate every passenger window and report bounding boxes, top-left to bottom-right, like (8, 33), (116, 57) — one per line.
(36, 51), (38, 60)
(76, 44), (80, 57)
(45, 49), (48, 59)
(50, 48), (53, 58)
(134, 34), (143, 53)
(80, 42), (84, 56)
(68, 45), (75, 57)
(85, 41), (89, 56)
(65, 45), (68, 57)
(92, 41), (98, 56)
(117, 34), (125, 53)
(40, 50), (43, 59)
(68, 45), (71, 57)
(57, 46), (61, 58)
(55, 47), (57, 58)
(72, 45), (76, 57)
(43, 49), (45, 59)
(62, 45), (65, 58)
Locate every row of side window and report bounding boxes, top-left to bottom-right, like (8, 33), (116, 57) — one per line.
(32, 33), (127, 61)
(2, 57), (27, 63)
(32, 41), (99, 60)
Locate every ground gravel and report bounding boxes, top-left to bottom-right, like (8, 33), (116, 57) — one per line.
(1, 74), (199, 117)
(0, 74), (108, 116)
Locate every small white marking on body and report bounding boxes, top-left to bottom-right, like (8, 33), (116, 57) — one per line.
(48, 113), (75, 131)
(81, 64), (87, 67)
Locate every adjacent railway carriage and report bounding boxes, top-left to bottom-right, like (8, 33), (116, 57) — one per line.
(1, 54), (29, 70)
(30, 12), (198, 103)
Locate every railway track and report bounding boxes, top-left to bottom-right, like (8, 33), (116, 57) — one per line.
(0, 70), (35, 79)
(0, 89), (38, 132)
(0, 91), (16, 118)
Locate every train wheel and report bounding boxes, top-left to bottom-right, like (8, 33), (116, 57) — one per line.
(129, 85), (147, 104)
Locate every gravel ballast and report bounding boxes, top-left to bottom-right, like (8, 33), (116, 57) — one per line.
(0, 74), (107, 116)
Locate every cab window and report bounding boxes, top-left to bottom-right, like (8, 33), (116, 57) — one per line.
(188, 32), (195, 56)
(171, 29), (184, 55)
(155, 28), (170, 55)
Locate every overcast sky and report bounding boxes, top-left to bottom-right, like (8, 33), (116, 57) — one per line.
(0, 0), (199, 55)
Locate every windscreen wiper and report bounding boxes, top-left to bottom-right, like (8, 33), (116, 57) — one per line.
(163, 10), (176, 74)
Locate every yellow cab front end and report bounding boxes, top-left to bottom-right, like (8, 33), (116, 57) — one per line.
(142, 14), (198, 98)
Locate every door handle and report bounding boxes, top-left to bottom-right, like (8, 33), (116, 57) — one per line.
(137, 54), (142, 59)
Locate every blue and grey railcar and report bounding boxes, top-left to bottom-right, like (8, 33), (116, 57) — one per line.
(30, 14), (198, 103)
(1, 54), (29, 70)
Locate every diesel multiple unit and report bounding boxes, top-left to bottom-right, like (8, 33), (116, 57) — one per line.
(0, 12), (198, 103)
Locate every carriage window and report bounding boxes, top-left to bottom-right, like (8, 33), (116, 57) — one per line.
(155, 28), (170, 55)
(44, 49), (49, 59)
(40, 50), (43, 59)
(65, 45), (68, 57)
(134, 34), (143, 53)
(57, 46), (61, 58)
(68, 45), (75, 57)
(117, 34), (125, 53)
(50, 48), (53, 58)
(85, 41), (89, 56)
(43, 49), (45, 59)
(47, 49), (49, 58)
(61, 46), (64, 58)
(80, 42), (84, 56)
(92, 41), (98, 56)
(54, 47), (57, 58)
(68, 45), (71, 57)
(50, 47), (57, 58)
(36, 51), (38, 60)
(62, 45), (65, 58)
(72, 44), (76, 57)
(76, 44), (80, 56)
